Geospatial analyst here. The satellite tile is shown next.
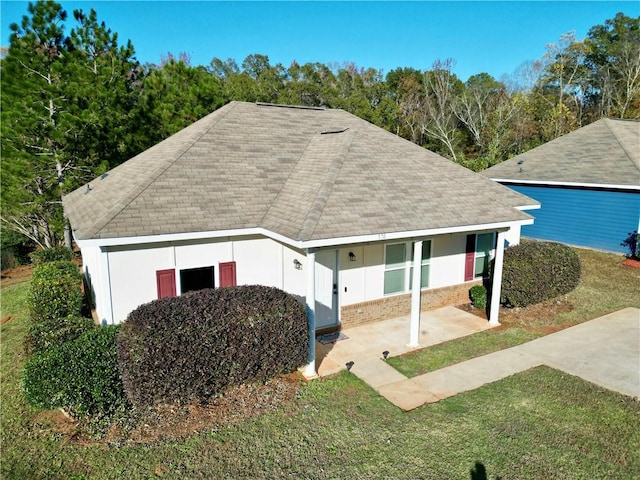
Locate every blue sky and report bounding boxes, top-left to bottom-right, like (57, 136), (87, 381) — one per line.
(1, 1), (638, 81)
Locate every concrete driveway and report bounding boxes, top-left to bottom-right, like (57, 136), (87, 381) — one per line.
(349, 307), (640, 411)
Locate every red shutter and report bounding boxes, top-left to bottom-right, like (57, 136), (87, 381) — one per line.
(156, 269), (176, 298)
(219, 261), (237, 288)
(464, 234), (476, 281)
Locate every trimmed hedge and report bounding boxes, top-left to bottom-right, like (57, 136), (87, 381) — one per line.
(469, 285), (487, 310)
(23, 325), (126, 416)
(501, 241), (581, 308)
(117, 285), (308, 407)
(29, 261), (82, 324)
(25, 315), (95, 356)
(30, 246), (74, 265)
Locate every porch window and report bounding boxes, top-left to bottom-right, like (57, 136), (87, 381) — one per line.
(474, 233), (495, 278)
(384, 243), (406, 294)
(384, 241), (431, 295)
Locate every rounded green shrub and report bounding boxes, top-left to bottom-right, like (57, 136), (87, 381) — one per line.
(25, 315), (95, 356)
(29, 246), (74, 265)
(23, 325), (126, 416)
(501, 241), (581, 308)
(117, 285), (308, 407)
(29, 261), (82, 323)
(469, 284), (487, 309)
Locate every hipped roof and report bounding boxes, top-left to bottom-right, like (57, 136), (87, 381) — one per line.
(482, 118), (640, 188)
(63, 101), (536, 244)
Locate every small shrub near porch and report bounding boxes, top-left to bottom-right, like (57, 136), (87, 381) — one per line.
(501, 241), (581, 308)
(117, 285), (308, 407)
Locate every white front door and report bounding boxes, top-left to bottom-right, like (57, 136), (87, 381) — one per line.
(314, 249), (338, 329)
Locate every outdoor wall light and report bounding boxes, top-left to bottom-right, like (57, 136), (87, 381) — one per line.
(349, 251), (356, 262)
(293, 259), (302, 270)
(382, 350), (389, 360)
(346, 361), (354, 371)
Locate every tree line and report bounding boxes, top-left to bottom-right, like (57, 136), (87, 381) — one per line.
(1, 0), (639, 252)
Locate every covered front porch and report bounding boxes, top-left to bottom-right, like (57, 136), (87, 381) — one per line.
(314, 306), (495, 377)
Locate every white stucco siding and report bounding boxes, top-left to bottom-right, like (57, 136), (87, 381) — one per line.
(233, 237), (282, 288)
(174, 238), (232, 270)
(429, 235), (467, 288)
(282, 246), (306, 298)
(78, 244), (110, 325)
(338, 246), (366, 305)
(107, 244), (174, 323)
(504, 224), (521, 247)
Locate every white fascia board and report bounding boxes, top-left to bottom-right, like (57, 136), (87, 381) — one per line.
(299, 219), (534, 249)
(75, 227), (266, 249)
(75, 219), (534, 251)
(516, 204), (541, 211)
(492, 178), (640, 192)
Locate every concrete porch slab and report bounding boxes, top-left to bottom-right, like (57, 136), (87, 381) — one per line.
(315, 306), (492, 377)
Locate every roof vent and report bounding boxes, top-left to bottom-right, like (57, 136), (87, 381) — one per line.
(255, 102), (324, 111)
(321, 128), (349, 135)
(517, 159), (524, 164)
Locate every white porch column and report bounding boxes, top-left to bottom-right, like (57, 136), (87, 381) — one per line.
(489, 231), (506, 326)
(409, 240), (423, 347)
(303, 249), (317, 378)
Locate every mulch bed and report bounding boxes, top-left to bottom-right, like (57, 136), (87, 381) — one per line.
(31, 372), (304, 446)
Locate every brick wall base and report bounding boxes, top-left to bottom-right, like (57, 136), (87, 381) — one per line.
(339, 281), (482, 329)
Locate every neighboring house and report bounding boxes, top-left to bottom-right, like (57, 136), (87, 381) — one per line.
(62, 101), (538, 377)
(483, 118), (640, 254)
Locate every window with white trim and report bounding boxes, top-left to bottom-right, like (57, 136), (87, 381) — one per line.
(384, 241), (431, 295)
(474, 233), (495, 278)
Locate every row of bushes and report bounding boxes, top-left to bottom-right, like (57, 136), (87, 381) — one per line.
(22, 248), (117, 416)
(23, 251), (308, 415)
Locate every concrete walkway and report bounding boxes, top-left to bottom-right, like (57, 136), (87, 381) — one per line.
(350, 307), (640, 411)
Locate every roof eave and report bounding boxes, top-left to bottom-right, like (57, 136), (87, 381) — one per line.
(74, 218), (534, 251)
(491, 178), (640, 192)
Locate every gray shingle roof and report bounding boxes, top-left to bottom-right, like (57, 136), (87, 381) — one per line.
(63, 101), (536, 243)
(482, 118), (640, 187)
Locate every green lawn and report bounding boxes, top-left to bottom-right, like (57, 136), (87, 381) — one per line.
(2, 248), (639, 479)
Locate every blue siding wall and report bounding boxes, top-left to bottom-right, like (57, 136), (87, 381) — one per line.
(509, 184), (640, 254)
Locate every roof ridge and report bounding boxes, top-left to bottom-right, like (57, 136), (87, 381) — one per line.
(83, 103), (237, 238)
(603, 118), (640, 170)
(299, 129), (354, 240)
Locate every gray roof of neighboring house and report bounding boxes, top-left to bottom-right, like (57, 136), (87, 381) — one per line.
(482, 118), (640, 188)
(63, 101), (536, 243)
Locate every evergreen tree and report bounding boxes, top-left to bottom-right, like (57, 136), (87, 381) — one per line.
(1, 1), (141, 248)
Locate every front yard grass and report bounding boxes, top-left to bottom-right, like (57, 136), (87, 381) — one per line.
(2, 247), (639, 479)
(388, 247), (640, 377)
